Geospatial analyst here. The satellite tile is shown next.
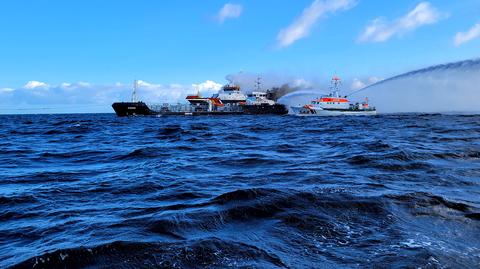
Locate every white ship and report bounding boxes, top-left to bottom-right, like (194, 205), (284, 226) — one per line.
(290, 76), (377, 116)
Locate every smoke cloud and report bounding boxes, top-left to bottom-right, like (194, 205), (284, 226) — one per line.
(225, 71), (317, 100)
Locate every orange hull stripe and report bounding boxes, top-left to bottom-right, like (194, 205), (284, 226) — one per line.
(319, 98), (348, 103)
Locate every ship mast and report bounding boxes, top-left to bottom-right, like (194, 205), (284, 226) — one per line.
(132, 80), (138, 102)
(196, 85), (201, 97)
(331, 75), (341, 98)
(255, 76), (262, 92)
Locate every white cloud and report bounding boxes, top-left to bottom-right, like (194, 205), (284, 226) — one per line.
(5, 80), (225, 107)
(350, 77), (383, 90)
(192, 80), (223, 92)
(60, 81), (92, 90)
(277, 0), (357, 48)
(0, 80), (225, 113)
(359, 2), (443, 43)
(60, 83), (72, 89)
(77, 81), (91, 88)
(0, 88), (15, 93)
(454, 23), (480, 46)
(368, 76), (383, 84)
(137, 80), (163, 90)
(292, 78), (313, 88)
(135, 80), (225, 102)
(24, 81), (49, 89)
(351, 78), (366, 90)
(217, 3), (243, 23)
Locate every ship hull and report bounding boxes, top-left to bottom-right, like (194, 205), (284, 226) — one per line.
(242, 104), (288, 115)
(112, 102), (288, 116)
(112, 102), (156, 117)
(291, 106), (377, 116)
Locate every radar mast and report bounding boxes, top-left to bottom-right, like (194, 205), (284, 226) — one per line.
(255, 76), (262, 92)
(330, 75), (342, 98)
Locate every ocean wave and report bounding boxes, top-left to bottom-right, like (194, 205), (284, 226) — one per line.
(1, 114), (480, 268)
(114, 147), (170, 160)
(12, 239), (287, 269)
(0, 194), (38, 206)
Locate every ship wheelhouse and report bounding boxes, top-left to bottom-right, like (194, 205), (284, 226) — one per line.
(246, 91), (275, 105)
(216, 84), (247, 104)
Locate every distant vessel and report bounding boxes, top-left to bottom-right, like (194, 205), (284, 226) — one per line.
(290, 76), (377, 116)
(242, 77), (290, 115)
(112, 79), (288, 116)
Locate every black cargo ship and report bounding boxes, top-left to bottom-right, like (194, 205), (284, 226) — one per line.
(112, 80), (288, 116)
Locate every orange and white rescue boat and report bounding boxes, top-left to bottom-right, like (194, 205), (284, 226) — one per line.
(290, 76), (377, 116)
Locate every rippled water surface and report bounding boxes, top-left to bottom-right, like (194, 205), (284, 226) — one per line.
(1, 113), (480, 268)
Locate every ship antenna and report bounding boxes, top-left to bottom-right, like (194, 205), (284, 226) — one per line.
(132, 79), (138, 102)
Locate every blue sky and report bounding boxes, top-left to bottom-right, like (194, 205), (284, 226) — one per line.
(0, 0), (479, 113)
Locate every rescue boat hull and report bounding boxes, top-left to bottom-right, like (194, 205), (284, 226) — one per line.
(290, 106), (377, 116)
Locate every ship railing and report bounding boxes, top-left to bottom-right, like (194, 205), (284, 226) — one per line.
(147, 103), (195, 113)
(146, 102), (245, 113)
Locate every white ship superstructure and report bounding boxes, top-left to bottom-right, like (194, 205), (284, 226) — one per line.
(214, 84), (247, 104)
(246, 92), (275, 105)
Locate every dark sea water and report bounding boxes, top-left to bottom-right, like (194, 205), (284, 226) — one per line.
(1, 113), (480, 268)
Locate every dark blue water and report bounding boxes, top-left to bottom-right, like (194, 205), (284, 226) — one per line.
(1, 113), (479, 268)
